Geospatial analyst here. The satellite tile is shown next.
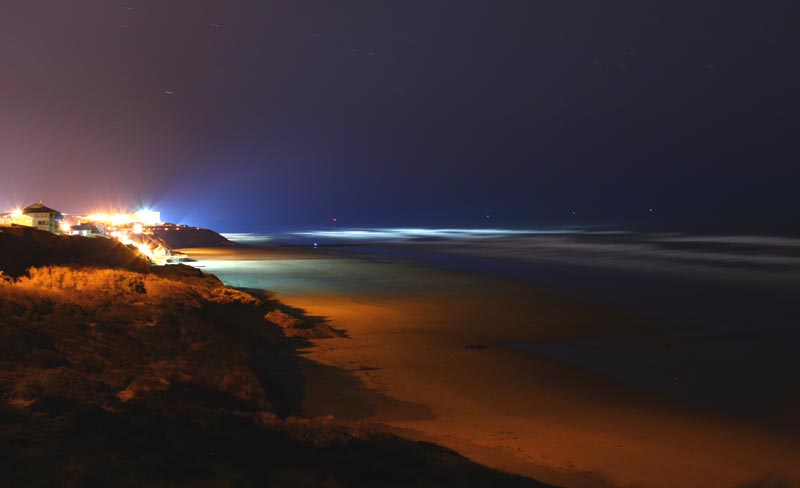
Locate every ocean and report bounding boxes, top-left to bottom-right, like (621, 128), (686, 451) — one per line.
(196, 227), (800, 416)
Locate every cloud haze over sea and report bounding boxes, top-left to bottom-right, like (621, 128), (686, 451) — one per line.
(226, 228), (800, 288)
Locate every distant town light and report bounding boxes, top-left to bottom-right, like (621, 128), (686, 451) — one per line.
(3, 203), (173, 262)
(134, 209), (161, 225)
(86, 212), (130, 225)
(85, 209), (161, 227)
(111, 213), (131, 226)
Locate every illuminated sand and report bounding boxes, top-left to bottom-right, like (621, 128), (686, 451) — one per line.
(184, 247), (800, 488)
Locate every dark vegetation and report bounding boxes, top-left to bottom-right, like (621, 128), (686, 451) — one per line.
(145, 225), (233, 249)
(0, 227), (148, 277)
(0, 241), (548, 486)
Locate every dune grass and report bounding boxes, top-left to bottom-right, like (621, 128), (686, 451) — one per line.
(0, 265), (545, 487)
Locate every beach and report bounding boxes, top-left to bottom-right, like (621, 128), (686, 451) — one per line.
(0, 246), (543, 486)
(184, 244), (800, 488)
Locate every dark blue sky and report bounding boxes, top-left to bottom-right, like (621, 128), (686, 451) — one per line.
(1, 1), (798, 232)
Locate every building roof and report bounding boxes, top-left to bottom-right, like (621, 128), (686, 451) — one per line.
(23, 202), (61, 215)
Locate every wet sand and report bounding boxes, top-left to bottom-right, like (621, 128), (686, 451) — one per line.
(184, 247), (800, 488)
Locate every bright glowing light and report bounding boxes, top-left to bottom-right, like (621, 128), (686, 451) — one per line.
(119, 235), (156, 261)
(59, 221), (71, 234)
(293, 228), (576, 240)
(10, 209), (23, 218)
(134, 209), (161, 225)
(114, 214), (132, 225)
(132, 223), (144, 234)
(86, 209), (161, 227)
(86, 213), (131, 225)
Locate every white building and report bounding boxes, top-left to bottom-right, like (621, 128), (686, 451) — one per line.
(70, 223), (106, 237)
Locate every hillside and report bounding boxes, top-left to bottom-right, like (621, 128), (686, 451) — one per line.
(0, 226), (148, 277)
(145, 225), (233, 249)
(0, 264), (548, 487)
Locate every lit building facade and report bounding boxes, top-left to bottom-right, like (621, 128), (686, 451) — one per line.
(23, 202), (62, 233)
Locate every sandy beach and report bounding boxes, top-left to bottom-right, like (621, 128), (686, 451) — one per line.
(185, 246), (800, 488)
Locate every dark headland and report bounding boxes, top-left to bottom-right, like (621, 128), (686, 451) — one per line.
(0, 228), (549, 487)
(145, 224), (235, 249)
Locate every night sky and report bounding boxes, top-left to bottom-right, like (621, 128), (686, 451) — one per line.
(1, 1), (798, 232)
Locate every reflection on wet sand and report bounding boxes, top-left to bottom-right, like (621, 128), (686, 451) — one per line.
(183, 246), (800, 488)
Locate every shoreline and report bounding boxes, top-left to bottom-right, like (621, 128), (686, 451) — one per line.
(182, 245), (800, 488)
(0, 257), (548, 486)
